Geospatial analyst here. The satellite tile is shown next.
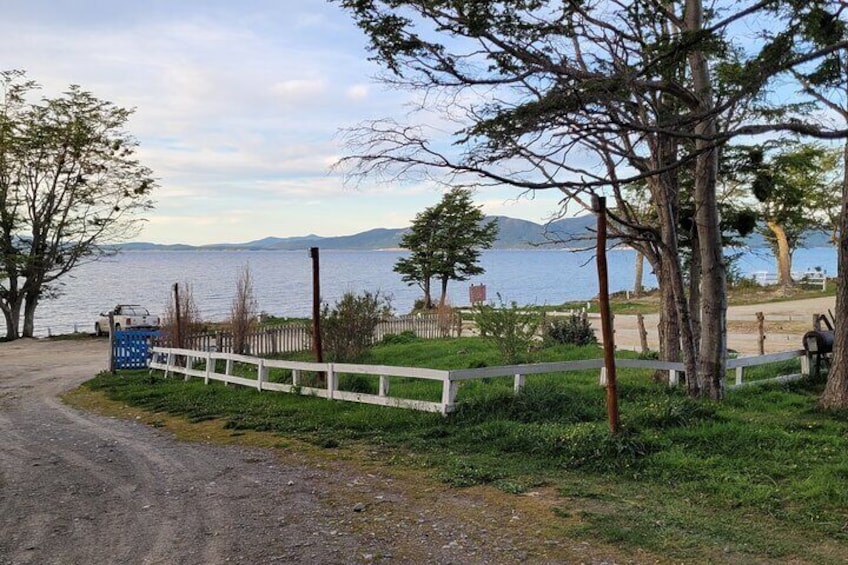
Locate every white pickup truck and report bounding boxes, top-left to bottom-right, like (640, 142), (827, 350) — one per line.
(95, 304), (161, 336)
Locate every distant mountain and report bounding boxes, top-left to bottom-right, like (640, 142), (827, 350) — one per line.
(117, 214), (830, 252)
(119, 215), (600, 251)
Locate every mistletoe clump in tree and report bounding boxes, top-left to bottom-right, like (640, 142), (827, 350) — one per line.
(0, 71), (156, 339)
(395, 188), (498, 309)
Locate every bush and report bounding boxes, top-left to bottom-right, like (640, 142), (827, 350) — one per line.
(545, 314), (597, 346)
(474, 295), (539, 364)
(321, 291), (391, 362)
(381, 330), (418, 345)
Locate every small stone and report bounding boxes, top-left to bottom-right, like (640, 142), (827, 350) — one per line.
(287, 480), (294, 486)
(353, 502), (366, 512)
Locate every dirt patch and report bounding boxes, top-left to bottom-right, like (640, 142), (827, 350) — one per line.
(0, 337), (637, 564)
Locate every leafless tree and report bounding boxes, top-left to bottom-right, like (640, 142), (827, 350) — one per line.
(230, 264), (258, 355)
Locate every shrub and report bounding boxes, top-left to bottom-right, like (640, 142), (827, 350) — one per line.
(473, 295), (539, 364)
(321, 291), (391, 362)
(162, 282), (202, 348)
(545, 314), (597, 346)
(230, 264), (258, 354)
(380, 330), (418, 345)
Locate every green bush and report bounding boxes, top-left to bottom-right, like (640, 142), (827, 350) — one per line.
(321, 291), (391, 362)
(473, 295), (539, 364)
(380, 330), (418, 345)
(545, 314), (597, 346)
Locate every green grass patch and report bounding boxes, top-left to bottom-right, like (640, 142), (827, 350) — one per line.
(84, 337), (848, 562)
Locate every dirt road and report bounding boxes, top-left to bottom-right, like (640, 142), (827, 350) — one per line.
(606, 296), (836, 354)
(0, 338), (623, 565)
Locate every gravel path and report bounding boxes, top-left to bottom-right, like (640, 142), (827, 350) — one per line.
(0, 338), (624, 565)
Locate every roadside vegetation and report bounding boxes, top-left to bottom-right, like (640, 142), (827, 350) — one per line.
(82, 333), (848, 563)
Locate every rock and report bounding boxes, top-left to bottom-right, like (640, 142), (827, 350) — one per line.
(353, 502), (366, 512)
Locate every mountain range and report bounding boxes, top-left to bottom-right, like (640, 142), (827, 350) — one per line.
(119, 215), (599, 251)
(118, 214), (832, 251)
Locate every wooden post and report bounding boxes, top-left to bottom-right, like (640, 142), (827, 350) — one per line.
(636, 313), (649, 354)
(593, 195), (619, 434)
(310, 247), (324, 364)
(173, 283), (182, 350)
(756, 311), (765, 356)
(108, 312), (116, 375)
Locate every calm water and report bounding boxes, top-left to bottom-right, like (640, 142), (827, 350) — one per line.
(27, 246), (837, 337)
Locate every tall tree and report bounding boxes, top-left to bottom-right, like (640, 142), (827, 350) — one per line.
(394, 188), (498, 308)
(744, 142), (840, 289)
(789, 4), (848, 409)
(0, 71), (155, 339)
(336, 0), (846, 399)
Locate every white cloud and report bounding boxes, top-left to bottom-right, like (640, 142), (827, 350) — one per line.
(346, 84), (369, 101)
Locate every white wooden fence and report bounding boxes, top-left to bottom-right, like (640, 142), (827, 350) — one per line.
(148, 346), (810, 415)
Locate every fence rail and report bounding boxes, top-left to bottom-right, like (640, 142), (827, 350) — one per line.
(148, 345), (810, 415)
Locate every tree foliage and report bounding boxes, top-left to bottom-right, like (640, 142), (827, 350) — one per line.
(742, 141), (840, 288)
(394, 188), (498, 308)
(337, 0), (848, 400)
(0, 70), (155, 339)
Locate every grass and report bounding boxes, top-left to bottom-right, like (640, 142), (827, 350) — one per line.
(80, 336), (848, 563)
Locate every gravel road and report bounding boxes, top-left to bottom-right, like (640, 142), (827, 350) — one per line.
(0, 338), (623, 565)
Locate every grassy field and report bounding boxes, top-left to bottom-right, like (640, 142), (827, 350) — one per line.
(82, 336), (848, 563)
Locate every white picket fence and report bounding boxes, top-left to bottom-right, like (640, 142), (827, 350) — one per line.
(148, 346), (809, 415)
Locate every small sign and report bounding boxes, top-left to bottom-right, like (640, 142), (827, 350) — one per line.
(469, 284), (487, 304)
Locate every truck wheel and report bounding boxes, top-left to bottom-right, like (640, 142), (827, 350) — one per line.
(95, 323), (103, 337)
(114, 324), (121, 332)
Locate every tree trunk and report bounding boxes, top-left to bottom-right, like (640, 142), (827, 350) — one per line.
(438, 276), (449, 307)
(686, 0), (726, 401)
(767, 220), (793, 291)
(633, 251), (644, 297)
(819, 140), (848, 409)
(22, 292), (38, 338)
(1, 297), (22, 340)
(689, 230), (702, 348)
(423, 277), (433, 309)
(656, 257), (681, 383)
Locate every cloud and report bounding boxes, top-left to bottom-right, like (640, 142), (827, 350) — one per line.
(346, 84), (369, 101)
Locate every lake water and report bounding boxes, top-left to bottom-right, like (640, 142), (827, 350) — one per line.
(26, 246), (837, 337)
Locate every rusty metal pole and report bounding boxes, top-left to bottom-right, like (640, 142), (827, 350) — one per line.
(310, 247), (324, 364)
(593, 196), (620, 434)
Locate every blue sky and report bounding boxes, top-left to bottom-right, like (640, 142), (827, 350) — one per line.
(0, 0), (568, 245)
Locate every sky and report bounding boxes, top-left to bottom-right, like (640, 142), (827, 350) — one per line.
(0, 0), (569, 245)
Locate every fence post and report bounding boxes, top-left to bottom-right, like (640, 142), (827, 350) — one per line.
(801, 354), (811, 377)
(184, 354), (192, 381)
(165, 352), (174, 379)
(326, 364), (336, 400)
(441, 375), (458, 414)
(379, 375), (390, 397)
(757, 312), (765, 355)
(513, 373), (525, 394)
(205, 352), (212, 385)
(257, 359), (265, 392)
(669, 369), (679, 387)
(292, 369), (300, 387)
(735, 366), (744, 386)
(636, 313), (649, 354)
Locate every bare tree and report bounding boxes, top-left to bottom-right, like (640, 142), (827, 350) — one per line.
(230, 264), (258, 355)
